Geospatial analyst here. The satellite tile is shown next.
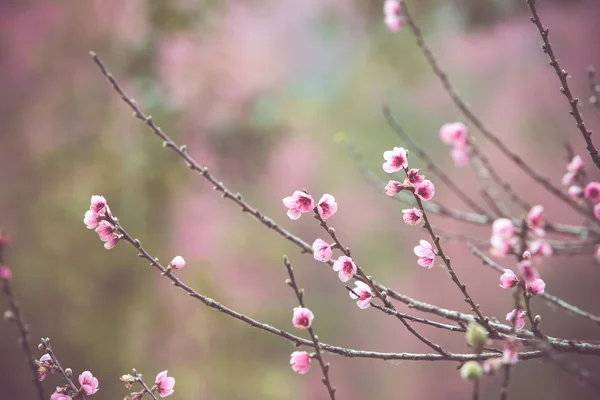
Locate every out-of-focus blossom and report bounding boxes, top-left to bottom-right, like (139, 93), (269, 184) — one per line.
(527, 205), (545, 236)
(312, 239), (333, 262)
(290, 351), (311, 374)
(522, 250), (531, 260)
(594, 203), (600, 220)
(502, 338), (521, 365)
(383, 147), (408, 173)
(499, 269), (518, 289)
(385, 180), (404, 196)
(529, 239), (553, 261)
(405, 169), (424, 187)
(384, 0), (401, 15)
(526, 278), (546, 295)
(596, 246), (600, 264)
(84, 210), (101, 230)
(282, 191), (315, 220)
(383, 0), (404, 32)
(332, 256), (357, 282)
(90, 195), (108, 216)
(0, 266), (12, 280)
(169, 256), (186, 270)
(317, 194), (337, 220)
(79, 371), (99, 395)
(584, 182), (600, 203)
(439, 122), (469, 148)
(562, 171), (576, 187)
(155, 370), (175, 398)
(518, 260), (539, 282)
(460, 361), (483, 381)
(414, 240), (435, 268)
(492, 219), (515, 239)
(506, 309), (525, 330)
(402, 208), (423, 226)
(349, 281), (373, 309)
(50, 389), (71, 400)
(415, 180), (435, 201)
(292, 307), (314, 330)
(568, 185), (584, 201)
(490, 235), (516, 258)
(567, 155), (583, 173)
(483, 358), (503, 375)
(466, 322), (488, 349)
(37, 354), (54, 381)
(450, 147), (470, 167)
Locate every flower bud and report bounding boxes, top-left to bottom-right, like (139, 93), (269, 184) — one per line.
(460, 361), (483, 381)
(466, 321), (488, 349)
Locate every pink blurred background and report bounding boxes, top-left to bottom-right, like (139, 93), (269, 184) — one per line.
(1, 0), (600, 398)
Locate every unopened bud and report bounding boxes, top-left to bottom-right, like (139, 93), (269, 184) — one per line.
(466, 321), (488, 349)
(3, 310), (15, 321)
(65, 368), (72, 377)
(460, 361), (483, 381)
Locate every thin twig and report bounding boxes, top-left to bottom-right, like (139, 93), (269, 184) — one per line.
(473, 378), (480, 400)
(500, 365), (511, 400)
(132, 369), (158, 400)
(284, 256), (336, 399)
(525, 0), (600, 170)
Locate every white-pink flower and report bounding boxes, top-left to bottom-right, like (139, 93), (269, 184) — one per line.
(414, 240), (435, 268)
(529, 239), (553, 261)
(50, 388), (71, 400)
(518, 260), (539, 283)
(492, 219), (515, 239)
(332, 256), (357, 282)
(292, 307), (314, 330)
(90, 195), (108, 216)
(499, 269), (518, 289)
(502, 338), (521, 365)
(402, 208), (423, 226)
(596, 246), (600, 264)
(506, 309), (525, 330)
(282, 191), (315, 220)
(383, 147), (408, 173)
(95, 221), (120, 250)
(79, 371), (99, 395)
(169, 256), (186, 269)
(450, 147), (470, 167)
(585, 182), (600, 203)
(312, 239), (333, 262)
(405, 169), (425, 187)
(84, 210), (101, 230)
(415, 180), (435, 201)
(568, 185), (584, 201)
(385, 180), (404, 196)
(526, 278), (546, 295)
(349, 281), (373, 309)
(562, 171), (576, 187)
(527, 205), (545, 237)
(439, 122), (469, 148)
(567, 155), (583, 173)
(317, 194), (337, 220)
(384, 14), (404, 32)
(290, 351), (311, 374)
(384, 0), (401, 15)
(38, 354), (54, 381)
(0, 266), (12, 281)
(155, 370), (175, 398)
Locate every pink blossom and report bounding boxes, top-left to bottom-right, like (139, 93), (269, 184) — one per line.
(349, 281), (373, 309)
(402, 208), (423, 226)
(155, 370), (175, 398)
(527, 205), (545, 237)
(317, 194), (337, 220)
(38, 354), (54, 381)
(568, 185), (584, 201)
(0, 266), (12, 280)
(492, 219), (515, 239)
(450, 147), (470, 167)
(567, 155), (583, 173)
(526, 278), (546, 295)
(483, 358), (503, 375)
(84, 210), (101, 230)
(506, 309), (525, 330)
(596, 246), (600, 264)
(529, 239), (553, 261)
(90, 195), (108, 216)
(405, 169), (425, 187)
(561, 171), (576, 186)
(282, 191), (315, 220)
(382, 147), (408, 173)
(292, 307), (314, 330)
(169, 256), (185, 269)
(502, 338), (521, 365)
(95, 221), (120, 250)
(312, 239), (333, 262)
(499, 269), (518, 289)
(384, 0), (401, 15)
(490, 235), (513, 257)
(522, 250), (531, 260)
(414, 240), (435, 268)
(332, 256), (357, 282)
(584, 182), (600, 203)
(595, 203), (600, 220)
(415, 180), (435, 201)
(384, 14), (404, 32)
(518, 260), (539, 282)
(50, 389), (71, 400)
(104, 236), (120, 250)
(384, 180), (404, 196)
(290, 351), (311, 374)
(79, 371), (99, 395)
(439, 122), (469, 148)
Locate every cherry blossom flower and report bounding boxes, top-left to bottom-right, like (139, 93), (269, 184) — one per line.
(290, 351), (311, 374)
(402, 208), (423, 226)
(518, 260), (538, 282)
(415, 180), (435, 201)
(506, 309), (525, 330)
(383, 147), (408, 173)
(450, 147), (470, 167)
(312, 239), (333, 262)
(439, 122), (469, 148)
(169, 256), (186, 270)
(490, 235), (514, 258)
(332, 256), (357, 282)
(414, 240), (435, 268)
(37, 354), (54, 381)
(492, 219), (515, 239)
(90, 195), (108, 216)
(155, 370), (175, 398)
(529, 239), (553, 261)
(502, 338), (521, 365)
(282, 191), (315, 220)
(562, 171), (576, 187)
(50, 388), (71, 400)
(385, 180), (404, 196)
(499, 269), (518, 289)
(0, 266), (12, 280)
(349, 281), (373, 309)
(292, 307), (314, 330)
(568, 185), (584, 201)
(522, 250), (531, 260)
(584, 182), (600, 203)
(527, 205), (545, 236)
(384, 13), (404, 32)
(84, 210), (101, 230)
(567, 155), (583, 173)
(384, 0), (400, 15)
(526, 278), (546, 295)
(95, 221), (120, 250)
(405, 169), (425, 187)
(317, 194), (337, 220)
(483, 358), (503, 375)
(79, 371), (99, 395)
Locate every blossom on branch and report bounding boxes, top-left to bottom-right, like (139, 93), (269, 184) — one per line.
(282, 191), (315, 220)
(155, 370), (175, 398)
(384, 180), (404, 196)
(349, 281), (373, 309)
(414, 240), (435, 268)
(383, 0), (404, 32)
(415, 180), (435, 201)
(292, 307), (314, 330)
(79, 371), (99, 395)
(317, 194), (337, 220)
(499, 269), (518, 289)
(312, 239), (333, 262)
(332, 256), (357, 282)
(506, 309), (525, 330)
(402, 208), (423, 226)
(290, 351), (311, 374)
(169, 256), (186, 270)
(382, 147), (408, 173)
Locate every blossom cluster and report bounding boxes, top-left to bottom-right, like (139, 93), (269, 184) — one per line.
(439, 122), (471, 167)
(37, 352), (100, 399)
(83, 195), (120, 249)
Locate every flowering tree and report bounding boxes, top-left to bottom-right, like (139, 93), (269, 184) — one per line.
(2, 1), (600, 399)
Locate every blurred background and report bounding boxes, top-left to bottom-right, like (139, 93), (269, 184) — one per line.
(2, 0), (600, 398)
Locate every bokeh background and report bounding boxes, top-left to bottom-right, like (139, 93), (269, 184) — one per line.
(2, 0), (600, 398)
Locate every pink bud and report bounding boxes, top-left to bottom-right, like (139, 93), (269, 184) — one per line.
(568, 185), (584, 201)
(522, 250), (531, 260)
(499, 269), (518, 289)
(169, 256), (186, 269)
(594, 203), (600, 221)
(439, 122), (469, 148)
(526, 278), (546, 295)
(292, 307), (314, 330)
(518, 260), (539, 282)
(384, 14), (404, 32)
(414, 240), (435, 268)
(317, 194), (337, 220)
(567, 155), (583, 173)
(527, 205), (545, 237)
(506, 309), (525, 330)
(290, 351), (311, 374)
(584, 182), (600, 203)
(384, 0), (401, 15)
(312, 239), (333, 263)
(383, 147), (408, 173)
(385, 180), (404, 196)
(0, 266), (12, 280)
(415, 180), (435, 201)
(450, 147), (470, 167)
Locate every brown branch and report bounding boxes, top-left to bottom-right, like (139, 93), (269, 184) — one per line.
(132, 369), (159, 400)
(525, 0), (600, 170)
(500, 365), (511, 400)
